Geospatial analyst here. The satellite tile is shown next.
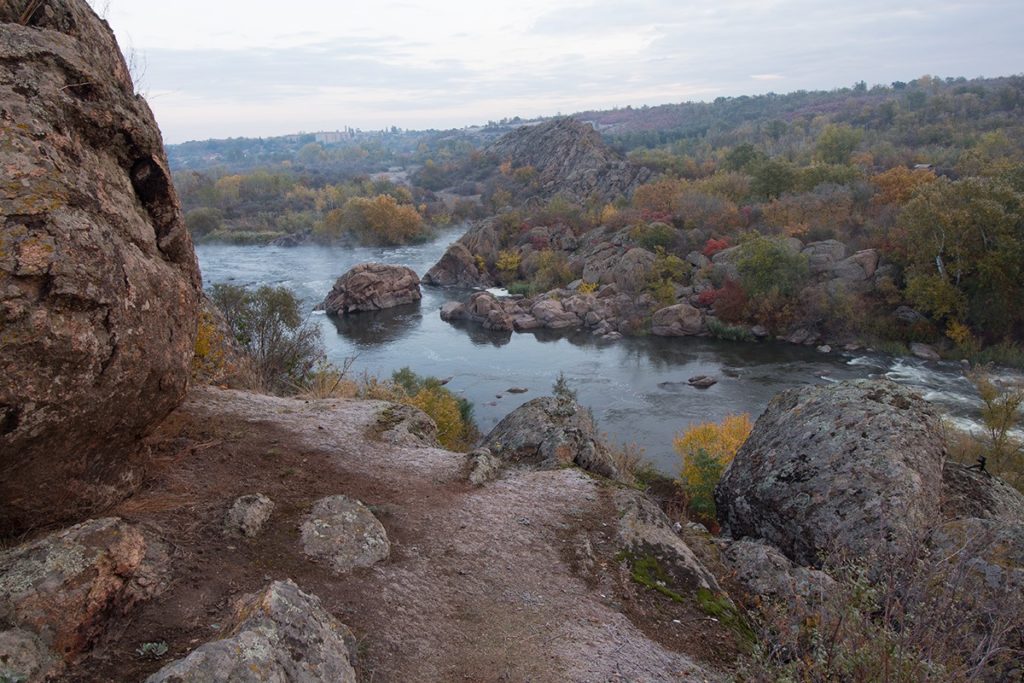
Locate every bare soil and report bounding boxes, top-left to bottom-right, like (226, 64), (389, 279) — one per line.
(67, 386), (740, 682)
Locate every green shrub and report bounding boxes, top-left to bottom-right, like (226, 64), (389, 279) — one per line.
(706, 317), (754, 342)
(210, 284), (323, 394)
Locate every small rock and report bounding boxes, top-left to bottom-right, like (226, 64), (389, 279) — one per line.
(301, 496), (390, 573)
(145, 580), (357, 682)
(817, 345), (832, 353)
(507, 387), (528, 394)
(687, 375), (717, 389)
(467, 449), (503, 486)
(751, 325), (769, 338)
(224, 494), (275, 538)
(910, 342), (941, 361)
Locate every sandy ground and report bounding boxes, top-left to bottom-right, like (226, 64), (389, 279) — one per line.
(69, 386), (735, 682)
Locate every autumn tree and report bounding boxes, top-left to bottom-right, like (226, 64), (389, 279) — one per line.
(674, 414), (752, 521)
(895, 177), (1024, 338)
(318, 194), (425, 246)
(814, 124), (863, 165)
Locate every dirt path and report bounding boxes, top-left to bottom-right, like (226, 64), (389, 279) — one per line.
(72, 387), (726, 682)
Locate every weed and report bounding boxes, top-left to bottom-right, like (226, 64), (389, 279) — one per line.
(136, 641), (169, 660)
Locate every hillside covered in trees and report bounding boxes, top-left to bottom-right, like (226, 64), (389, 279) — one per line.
(173, 74), (1024, 362)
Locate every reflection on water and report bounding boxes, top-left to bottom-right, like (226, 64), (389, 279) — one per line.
(196, 234), (1019, 475)
(324, 303), (424, 348)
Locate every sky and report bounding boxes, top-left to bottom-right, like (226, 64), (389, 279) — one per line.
(88, 0), (1023, 144)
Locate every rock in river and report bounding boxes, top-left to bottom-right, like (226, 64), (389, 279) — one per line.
(321, 262), (422, 314)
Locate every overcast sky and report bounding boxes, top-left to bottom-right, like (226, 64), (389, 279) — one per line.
(89, 0), (1022, 144)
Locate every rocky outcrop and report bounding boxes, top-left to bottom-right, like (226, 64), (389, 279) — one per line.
(651, 303), (705, 337)
(422, 241), (492, 288)
(321, 262), (421, 314)
(224, 493), (275, 538)
(0, 0), (202, 534)
(300, 496), (390, 574)
(481, 395), (622, 480)
(486, 118), (651, 202)
(720, 539), (835, 606)
(0, 518), (165, 680)
(440, 291), (514, 331)
(927, 518), (1024, 615)
(941, 463), (1024, 523)
(145, 580), (357, 682)
(715, 380), (947, 566)
(615, 489), (722, 595)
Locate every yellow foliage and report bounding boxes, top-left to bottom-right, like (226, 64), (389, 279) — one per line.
(409, 387), (466, 450)
(577, 281), (599, 295)
(599, 203), (619, 225)
(496, 250), (521, 278)
(945, 320), (976, 349)
(674, 414), (752, 487)
(474, 254), (487, 273)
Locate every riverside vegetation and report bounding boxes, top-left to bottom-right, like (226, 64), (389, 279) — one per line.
(177, 75), (1024, 367)
(3, 2), (1024, 681)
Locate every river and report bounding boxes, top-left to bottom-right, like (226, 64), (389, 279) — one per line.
(196, 226), (1011, 475)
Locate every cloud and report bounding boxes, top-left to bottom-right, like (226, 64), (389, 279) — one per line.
(103, 0), (1024, 142)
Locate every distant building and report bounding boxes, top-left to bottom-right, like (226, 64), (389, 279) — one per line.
(315, 130), (353, 144)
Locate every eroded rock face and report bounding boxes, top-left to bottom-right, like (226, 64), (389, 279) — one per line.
(485, 118), (651, 202)
(0, 0), (202, 534)
(422, 241), (491, 288)
(321, 262), (421, 314)
(715, 380), (946, 566)
(0, 518), (164, 679)
(300, 496), (390, 574)
(481, 396), (622, 480)
(145, 580), (357, 683)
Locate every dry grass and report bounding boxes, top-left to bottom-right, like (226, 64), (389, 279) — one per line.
(738, 527), (1024, 682)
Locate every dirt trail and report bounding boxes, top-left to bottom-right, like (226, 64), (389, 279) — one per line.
(72, 387), (726, 682)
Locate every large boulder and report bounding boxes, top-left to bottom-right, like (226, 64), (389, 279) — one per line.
(321, 262), (421, 314)
(423, 242), (492, 288)
(651, 303), (705, 337)
(0, 0), (202, 534)
(482, 396), (621, 480)
(802, 239), (848, 274)
(611, 247), (656, 293)
(0, 518), (165, 680)
(441, 291), (514, 332)
(530, 298), (581, 329)
(145, 580), (357, 683)
(715, 380), (947, 566)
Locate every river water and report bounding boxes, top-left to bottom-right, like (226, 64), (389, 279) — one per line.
(197, 226), (1009, 475)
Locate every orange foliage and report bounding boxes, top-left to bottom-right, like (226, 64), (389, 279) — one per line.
(871, 166), (937, 206)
